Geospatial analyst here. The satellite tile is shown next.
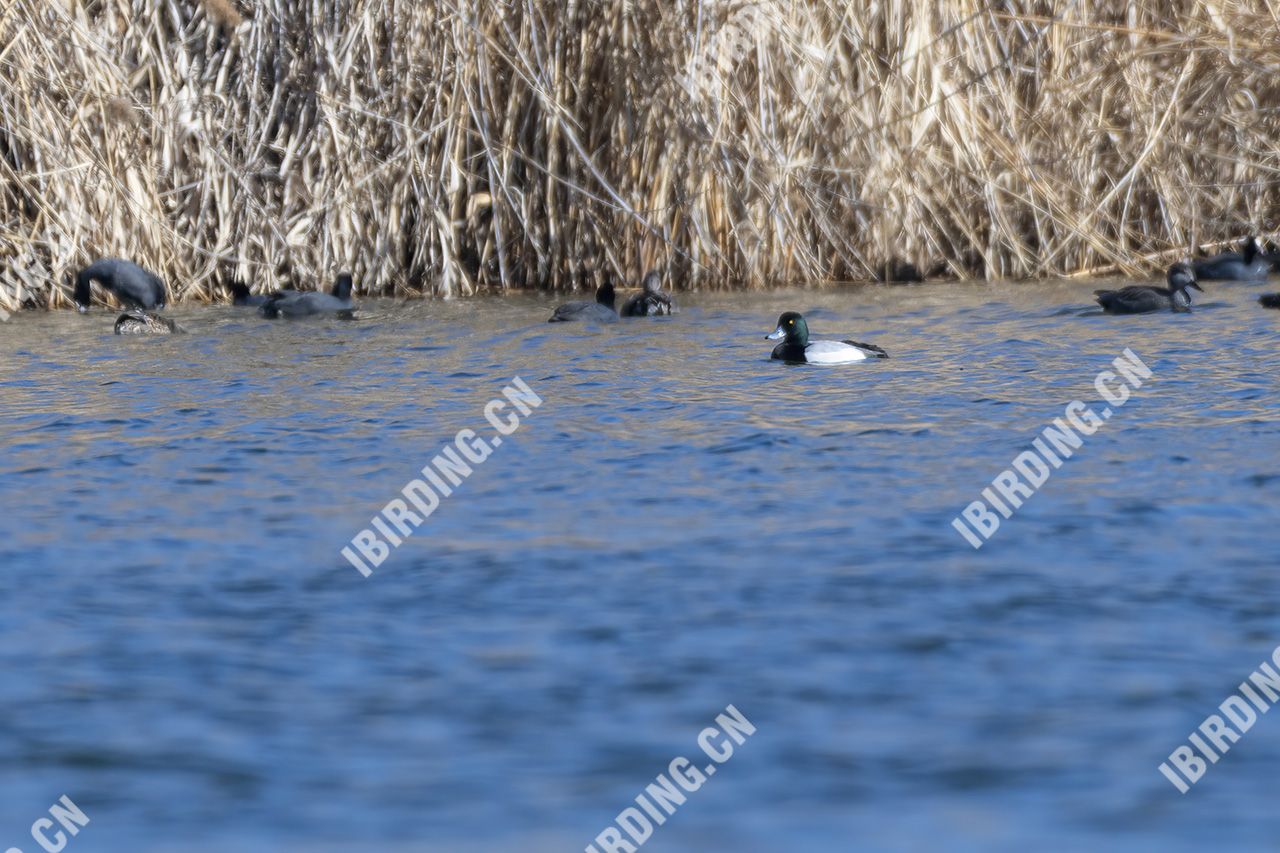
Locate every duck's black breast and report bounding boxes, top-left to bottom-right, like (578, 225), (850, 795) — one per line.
(770, 341), (807, 362)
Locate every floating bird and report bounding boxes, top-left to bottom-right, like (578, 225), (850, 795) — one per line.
(549, 282), (618, 323)
(114, 310), (182, 335)
(766, 311), (888, 364)
(260, 274), (355, 319)
(1259, 294), (1280, 309)
(74, 258), (167, 312)
(1193, 237), (1270, 282)
(875, 258), (924, 283)
(1195, 236), (1280, 270)
(1095, 263), (1202, 314)
(620, 271), (676, 317)
(227, 281), (270, 307)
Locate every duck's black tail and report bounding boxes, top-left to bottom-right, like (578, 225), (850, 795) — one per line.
(1260, 294), (1280, 309)
(844, 340), (889, 358)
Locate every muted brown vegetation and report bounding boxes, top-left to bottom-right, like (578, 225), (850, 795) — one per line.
(2, 0), (1280, 310)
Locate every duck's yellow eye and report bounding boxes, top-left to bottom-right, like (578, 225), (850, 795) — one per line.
(788, 319), (793, 325)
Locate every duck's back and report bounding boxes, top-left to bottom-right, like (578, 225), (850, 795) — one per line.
(261, 291), (351, 318)
(550, 301), (618, 323)
(114, 310), (179, 335)
(1194, 256), (1268, 281)
(1096, 285), (1168, 314)
(770, 341), (807, 362)
(85, 258), (167, 308)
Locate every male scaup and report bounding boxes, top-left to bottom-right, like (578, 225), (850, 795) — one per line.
(766, 312), (888, 364)
(74, 258), (168, 312)
(1094, 263), (1202, 314)
(549, 282), (618, 323)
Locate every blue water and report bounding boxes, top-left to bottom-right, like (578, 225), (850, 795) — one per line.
(1, 281), (1278, 852)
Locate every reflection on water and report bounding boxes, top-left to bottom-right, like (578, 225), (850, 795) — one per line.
(1, 280), (1278, 851)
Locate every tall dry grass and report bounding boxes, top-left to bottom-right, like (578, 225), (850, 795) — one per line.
(2, 0), (1280, 310)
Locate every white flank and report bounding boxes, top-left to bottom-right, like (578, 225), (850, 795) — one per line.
(804, 340), (870, 364)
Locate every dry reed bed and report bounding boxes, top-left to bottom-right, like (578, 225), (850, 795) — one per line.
(2, 0), (1280, 311)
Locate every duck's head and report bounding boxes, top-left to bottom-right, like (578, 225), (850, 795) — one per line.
(767, 311), (808, 345)
(332, 273), (354, 301)
(642, 271), (662, 293)
(1243, 236), (1261, 263)
(73, 269), (93, 312)
(1167, 262), (1202, 293)
(595, 282), (616, 309)
(227, 280), (252, 303)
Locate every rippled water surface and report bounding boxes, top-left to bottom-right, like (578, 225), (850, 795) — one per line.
(2, 280), (1278, 852)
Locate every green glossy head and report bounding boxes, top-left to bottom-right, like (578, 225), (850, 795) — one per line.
(766, 311), (808, 345)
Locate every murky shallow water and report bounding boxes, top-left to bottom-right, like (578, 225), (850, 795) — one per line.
(1, 279), (1278, 852)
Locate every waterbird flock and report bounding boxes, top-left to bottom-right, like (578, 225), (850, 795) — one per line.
(59, 236), (1280, 359)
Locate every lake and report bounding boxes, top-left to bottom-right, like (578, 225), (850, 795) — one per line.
(1, 279), (1277, 851)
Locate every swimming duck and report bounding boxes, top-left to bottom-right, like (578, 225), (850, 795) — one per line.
(620, 271), (676, 317)
(260, 274), (355, 318)
(74, 258), (168, 312)
(1192, 237), (1270, 282)
(1095, 263), (1202, 314)
(766, 312), (888, 363)
(875, 258), (924, 283)
(549, 282), (618, 323)
(227, 281), (271, 307)
(1259, 294), (1280, 309)
(1234, 237), (1280, 272)
(114, 310), (183, 335)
